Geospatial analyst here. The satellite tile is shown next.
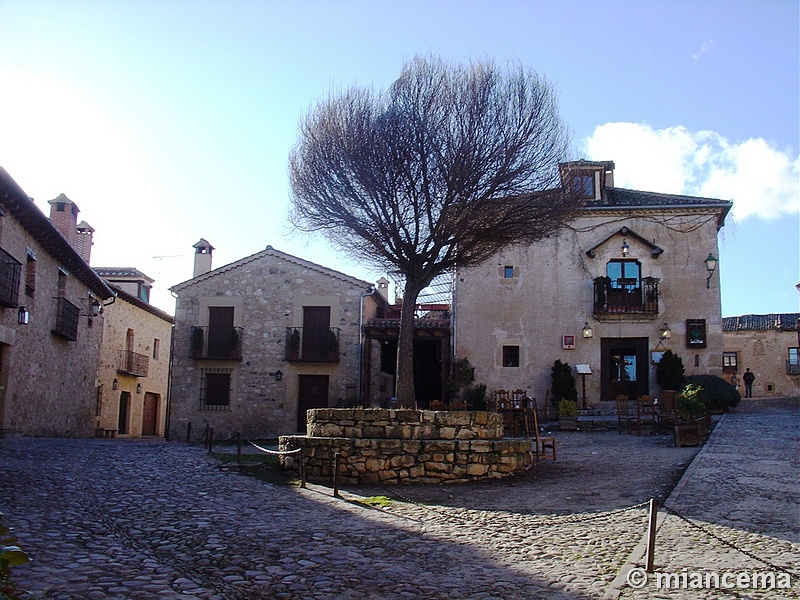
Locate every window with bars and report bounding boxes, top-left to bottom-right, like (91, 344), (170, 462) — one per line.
(502, 345), (520, 368)
(0, 247), (21, 308)
(200, 368), (232, 410)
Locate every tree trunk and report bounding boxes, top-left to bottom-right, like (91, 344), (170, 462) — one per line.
(395, 279), (422, 408)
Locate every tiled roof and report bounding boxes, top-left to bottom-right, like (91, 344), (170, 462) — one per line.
(108, 284), (174, 323)
(594, 187), (732, 209)
(95, 267), (154, 282)
(723, 313), (799, 332)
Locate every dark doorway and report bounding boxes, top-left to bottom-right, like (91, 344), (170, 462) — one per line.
(142, 392), (158, 436)
(601, 338), (649, 401)
(117, 391), (131, 434)
(413, 339), (442, 409)
(297, 374), (329, 432)
(302, 306), (331, 360)
(208, 306), (234, 358)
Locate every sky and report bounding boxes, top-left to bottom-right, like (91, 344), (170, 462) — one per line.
(0, 0), (797, 317)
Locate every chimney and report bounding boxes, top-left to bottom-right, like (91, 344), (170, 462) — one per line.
(75, 220), (94, 263)
(193, 238), (214, 277)
(48, 193), (79, 247)
(376, 277), (390, 302)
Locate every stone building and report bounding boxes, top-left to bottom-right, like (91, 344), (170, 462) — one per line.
(168, 242), (383, 440)
(454, 160), (733, 411)
(94, 268), (174, 438)
(0, 167), (115, 437)
(722, 313), (800, 397)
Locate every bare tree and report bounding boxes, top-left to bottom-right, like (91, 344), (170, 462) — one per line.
(289, 55), (580, 408)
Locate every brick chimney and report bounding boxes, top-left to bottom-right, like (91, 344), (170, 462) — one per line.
(75, 220), (94, 263)
(48, 194), (79, 247)
(193, 238), (214, 277)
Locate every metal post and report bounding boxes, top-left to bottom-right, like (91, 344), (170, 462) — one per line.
(645, 498), (659, 572)
(299, 448), (306, 489)
(333, 452), (341, 498)
(207, 427), (214, 453)
(236, 433), (241, 465)
(186, 422), (192, 443)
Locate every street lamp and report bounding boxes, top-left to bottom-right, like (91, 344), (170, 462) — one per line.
(704, 253), (718, 288)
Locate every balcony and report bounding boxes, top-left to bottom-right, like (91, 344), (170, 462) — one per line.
(285, 327), (340, 362)
(787, 360), (800, 376)
(190, 326), (243, 360)
(593, 276), (659, 316)
(118, 349), (149, 377)
(52, 297), (80, 341)
(0, 248), (21, 308)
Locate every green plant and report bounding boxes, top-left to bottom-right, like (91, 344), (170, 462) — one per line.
(551, 360), (578, 407)
(0, 512), (30, 600)
(675, 384), (705, 422)
(684, 374), (741, 412)
(463, 383), (487, 411)
(288, 329), (301, 352)
(656, 350), (685, 390)
(446, 357), (476, 403)
(557, 399), (577, 417)
(191, 326), (204, 350)
(594, 276), (610, 307)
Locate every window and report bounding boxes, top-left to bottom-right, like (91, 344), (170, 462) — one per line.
(201, 368), (231, 410)
(25, 249), (36, 298)
(153, 338), (160, 361)
(0, 247), (21, 308)
(722, 351), (738, 372)
(573, 174), (594, 198)
(503, 266), (514, 279)
(52, 297), (79, 341)
(502, 345), (520, 368)
(788, 348), (799, 366)
(607, 260), (641, 289)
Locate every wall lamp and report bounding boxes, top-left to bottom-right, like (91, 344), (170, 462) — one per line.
(659, 323), (672, 340)
(582, 321), (593, 338)
(269, 370), (283, 381)
(79, 295), (102, 317)
(704, 253), (718, 288)
(17, 306), (29, 325)
(136, 383), (142, 394)
(621, 238), (630, 257)
(112, 378), (119, 390)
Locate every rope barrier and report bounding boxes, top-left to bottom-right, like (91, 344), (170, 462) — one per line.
(246, 440), (302, 456)
(662, 505), (800, 577)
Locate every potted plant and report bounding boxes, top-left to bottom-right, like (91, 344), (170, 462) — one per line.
(673, 384), (705, 447)
(557, 399), (578, 430)
(191, 326), (204, 358)
(656, 350), (685, 393)
(288, 328), (301, 360)
(326, 329), (338, 360)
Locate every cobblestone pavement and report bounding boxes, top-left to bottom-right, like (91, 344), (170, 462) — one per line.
(0, 398), (797, 599)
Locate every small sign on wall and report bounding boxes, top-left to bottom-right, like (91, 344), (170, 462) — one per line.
(562, 335), (576, 349)
(686, 319), (707, 348)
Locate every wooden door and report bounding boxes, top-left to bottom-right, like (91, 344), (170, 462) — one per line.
(142, 392), (158, 436)
(601, 338), (649, 401)
(302, 306), (330, 360)
(208, 306), (234, 358)
(297, 375), (329, 432)
(117, 392), (130, 434)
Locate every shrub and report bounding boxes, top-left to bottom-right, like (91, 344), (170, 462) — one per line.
(557, 399), (577, 417)
(675, 384), (706, 421)
(656, 350), (685, 390)
(551, 360), (578, 406)
(463, 383), (487, 411)
(684, 374), (741, 412)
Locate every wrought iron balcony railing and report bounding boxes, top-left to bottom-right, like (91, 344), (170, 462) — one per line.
(52, 297), (80, 341)
(0, 247), (21, 308)
(786, 360), (800, 376)
(118, 349), (149, 377)
(285, 327), (340, 362)
(190, 326), (243, 360)
(593, 276), (659, 315)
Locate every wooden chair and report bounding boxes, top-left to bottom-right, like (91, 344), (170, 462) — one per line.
(636, 395), (657, 436)
(655, 391), (678, 433)
(615, 395), (635, 434)
(531, 403), (556, 461)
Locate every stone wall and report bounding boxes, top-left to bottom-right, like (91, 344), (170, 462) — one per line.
(279, 408), (533, 484)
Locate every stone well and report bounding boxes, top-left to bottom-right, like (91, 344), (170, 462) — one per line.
(278, 408), (533, 484)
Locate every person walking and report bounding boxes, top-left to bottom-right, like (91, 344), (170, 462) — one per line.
(743, 368), (755, 398)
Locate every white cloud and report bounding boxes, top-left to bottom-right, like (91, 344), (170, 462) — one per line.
(692, 39), (715, 60)
(582, 122), (799, 221)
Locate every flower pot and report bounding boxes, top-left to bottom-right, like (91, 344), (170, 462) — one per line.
(674, 422), (702, 447)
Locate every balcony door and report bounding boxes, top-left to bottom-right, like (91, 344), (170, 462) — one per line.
(208, 306), (234, 358)
(302, 306), (330, 360)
